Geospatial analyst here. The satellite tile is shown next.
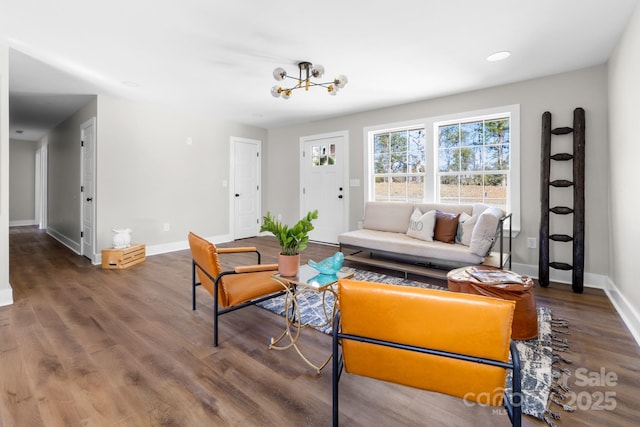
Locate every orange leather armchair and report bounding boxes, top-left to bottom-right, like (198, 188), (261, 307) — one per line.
(188, 232), (286, 346)
(332, 279), (521, 427)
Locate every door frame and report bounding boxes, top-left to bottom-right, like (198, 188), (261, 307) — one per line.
(229, 136), (262, 240)
(299, 130), (350, 242)
(80, 117), (97, 262)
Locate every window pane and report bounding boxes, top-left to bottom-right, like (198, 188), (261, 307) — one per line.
(438, 125), (459, 148)
(408, 129), (424, 152)
(374, 153), (389, 174)
(374, 133), (389, 154)
(439, 148), (460, 172)
(375, 176), (389, 201)
(439, 175), (459, 203)
(408, 153), (424, 173)
(408, 129), (425, 173)
(460, 147), (482, 171)
(485, 119), (509, 145)
(460, 121), (483, 146)
(407, 175), (424, 200)
(484, 174), (507, 210)
(328, 143), (336, 165)
(389, 131), (408, 152)
(460, 175), (483, 203)
(484, 145), (509, 170)
(390, 151), (407, 173)
(390, 176), (406, 200)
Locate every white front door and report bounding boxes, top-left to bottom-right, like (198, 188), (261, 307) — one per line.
(300, 131), (349, 244)
(81, 118), (96, 260)
(232, 137), (261, 239)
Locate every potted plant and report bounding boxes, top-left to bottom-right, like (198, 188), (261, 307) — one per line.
(260, 210), (319, 276)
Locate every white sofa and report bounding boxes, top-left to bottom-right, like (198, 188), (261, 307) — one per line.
(338, 201), (511, 276)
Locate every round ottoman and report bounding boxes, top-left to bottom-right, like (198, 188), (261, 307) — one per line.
(447, 266), (538, 340)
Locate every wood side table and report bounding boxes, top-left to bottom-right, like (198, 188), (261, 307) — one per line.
(447, 266), (538, 340)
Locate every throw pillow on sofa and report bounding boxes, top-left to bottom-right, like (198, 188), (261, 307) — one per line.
(456, 212), (479, 246)
(469, 207), (503, 256)
(434, 210), (460, 244)
(406, 208), (436, 241)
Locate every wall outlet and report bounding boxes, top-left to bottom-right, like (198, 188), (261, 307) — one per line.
(163, 223), (170, 231)
(527, 237), (537, 249)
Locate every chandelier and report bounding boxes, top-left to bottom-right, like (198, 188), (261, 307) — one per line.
(271, 61), (348, 99)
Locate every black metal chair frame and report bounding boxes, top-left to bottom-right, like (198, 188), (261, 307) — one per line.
(332, 311), (522, 427)
(191, 249), (287, 347)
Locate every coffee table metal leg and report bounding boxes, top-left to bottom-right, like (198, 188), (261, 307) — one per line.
(268, 278), (336, 373)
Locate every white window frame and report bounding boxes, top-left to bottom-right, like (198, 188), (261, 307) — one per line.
(365, 104), (520, 234)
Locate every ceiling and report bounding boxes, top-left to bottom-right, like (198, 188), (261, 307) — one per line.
(2, 0), (638, 141)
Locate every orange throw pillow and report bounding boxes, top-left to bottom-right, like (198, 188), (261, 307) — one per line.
(434, 211), (460, 243)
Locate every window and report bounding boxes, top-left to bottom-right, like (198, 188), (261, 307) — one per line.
(365, 105), (520, 232)
(436, 116), (510, 211)
(370, 126), (425, 202)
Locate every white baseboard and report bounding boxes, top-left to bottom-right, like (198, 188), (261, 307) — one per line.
(47, 227), (81, 255)
(510, 262), (608, 289)
(9, 219), (38, 227)
(0, 285), (13, 307)
(604, 278), (640, 347)
(136, 234), (233, 257)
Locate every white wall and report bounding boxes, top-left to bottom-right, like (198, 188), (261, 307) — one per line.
(96, 95), (268, 253)
(0, 44), (13, 306)
(9, 139), (37, 225)
(267, 65), (610, 284)
(47, 98), (97, 252)
(607, 3), (640, 341)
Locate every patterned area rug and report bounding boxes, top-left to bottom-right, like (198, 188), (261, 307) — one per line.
(257, 268), (572, 424)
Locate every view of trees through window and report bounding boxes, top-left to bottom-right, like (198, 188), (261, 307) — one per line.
(437, 117), (510, 210)
(373, 128), (425, 201)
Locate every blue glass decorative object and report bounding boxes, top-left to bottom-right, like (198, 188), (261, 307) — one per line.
(308, 252), (344, 275)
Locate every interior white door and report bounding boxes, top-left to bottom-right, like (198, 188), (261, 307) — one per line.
(300, 132), (348, 244)
(81, 118), (96, 260)
(233, 138), (261, 239)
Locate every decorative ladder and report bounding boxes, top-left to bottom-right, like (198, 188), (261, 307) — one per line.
(539, 108), (585, 293)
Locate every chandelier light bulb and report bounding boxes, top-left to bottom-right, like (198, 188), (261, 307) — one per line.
(271, 85), (282, 98)
(273, 67), (287, 81)
(328, 85), (338, 96)
(335, 74), (348, 88)
(282, 89), (292, 99)
(310, 64), (325, 78)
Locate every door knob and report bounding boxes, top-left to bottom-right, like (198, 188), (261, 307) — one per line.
(86, 197), (93, 202)
(338, 195), (343, 199)
(235, 193), (240, 197)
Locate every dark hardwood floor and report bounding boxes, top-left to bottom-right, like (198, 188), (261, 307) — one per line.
(1, 226), (639, 426)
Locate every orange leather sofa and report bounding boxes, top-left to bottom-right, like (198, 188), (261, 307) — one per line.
(332, 278), (522, 426)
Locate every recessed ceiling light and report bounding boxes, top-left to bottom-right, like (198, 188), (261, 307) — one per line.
(486, 51), (511, 62)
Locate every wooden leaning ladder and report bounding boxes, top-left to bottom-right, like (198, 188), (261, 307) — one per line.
(539, 108), (585, 293)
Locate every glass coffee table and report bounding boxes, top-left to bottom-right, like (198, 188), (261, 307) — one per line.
(269, 264), (353, 373)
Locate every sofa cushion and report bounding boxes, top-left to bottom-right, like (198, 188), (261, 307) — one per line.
(363, 202), (414, 233)
(338, 229), (486, 265)
(457, 212), (479, 246)
(406, 208), (436, 241)
(469, 207), (504, 256)
(434, 211), (460, 244)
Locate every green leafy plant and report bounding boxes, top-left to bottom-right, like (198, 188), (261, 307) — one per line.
(260, 210), (319, 256)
